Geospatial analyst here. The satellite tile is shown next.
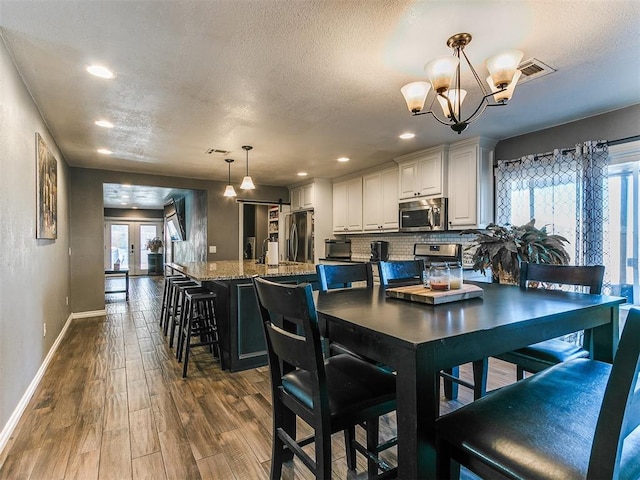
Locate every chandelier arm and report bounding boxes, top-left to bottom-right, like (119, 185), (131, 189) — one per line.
(426, 110), (454, 127)
(461, 91), (507, 125)
(439, 92), (461, 124)
(461, 49), (490, 97)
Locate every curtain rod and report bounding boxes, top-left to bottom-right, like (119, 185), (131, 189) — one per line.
(499, 135), (640, 166)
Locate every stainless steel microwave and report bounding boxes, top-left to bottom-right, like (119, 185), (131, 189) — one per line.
(399, 197), (447, 232)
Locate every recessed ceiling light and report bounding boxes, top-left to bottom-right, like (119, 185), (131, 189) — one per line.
(122, 195), (129, 199)
(399, 132), (415, 139)
(337, 157), (350, 163)
(120, 202), (127, 205)
(86, 65), (115, 79)
(132, 206), (139, 210)
(95, 120), (114, 128)
(297, 172), (308, 176)
(97, 148), (113, 155)
(122, 184), (132, 188)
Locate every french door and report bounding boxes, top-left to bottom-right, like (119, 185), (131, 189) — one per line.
(105, 220), (164, 275)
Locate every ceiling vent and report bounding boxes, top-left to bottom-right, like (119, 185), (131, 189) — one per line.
(205, 148), (230, 155)
(517, 58), (556, 84)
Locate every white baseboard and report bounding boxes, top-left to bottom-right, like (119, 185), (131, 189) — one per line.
(0, 312), (74, 455)
(72, 309), (107, 319)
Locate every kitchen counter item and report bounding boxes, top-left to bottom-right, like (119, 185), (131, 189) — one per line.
(324, 239), (351, 260)
(386, 283), (483, 304)
(370, 240), (389, 261)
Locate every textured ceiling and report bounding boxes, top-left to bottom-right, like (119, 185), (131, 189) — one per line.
(102, 184), (194, 209)
(1, 0), (639, 192)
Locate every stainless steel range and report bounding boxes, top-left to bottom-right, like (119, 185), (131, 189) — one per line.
(413, 243), (462, 266)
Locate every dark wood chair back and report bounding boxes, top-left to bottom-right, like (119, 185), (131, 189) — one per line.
(519, 262), (605, 294)
(378, 260), (425, 288)
(588, 308), (640, 478)
(316, 263), (374, 292)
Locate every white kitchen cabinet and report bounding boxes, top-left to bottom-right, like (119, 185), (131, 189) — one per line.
(332, 177), (363, 233)
(289, 183), (315, 211)
(363, 168), (399, 231)
(447, 137), (496, 229)
(396, 146), (447, 200)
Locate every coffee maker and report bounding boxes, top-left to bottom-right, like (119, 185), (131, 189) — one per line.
(370, 240), (389, 261)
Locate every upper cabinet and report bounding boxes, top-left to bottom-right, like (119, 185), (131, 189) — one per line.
(447, 137), (496, 229)
(332, 177), (363, 233)
(395, 145), (448, 200)
(290, 183), (315, 211)
(363, 168), (399, 231)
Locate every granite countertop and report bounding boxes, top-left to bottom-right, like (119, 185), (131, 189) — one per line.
(167, 260), (317, 281)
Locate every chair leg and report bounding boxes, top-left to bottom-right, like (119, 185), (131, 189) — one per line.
(315, 425), (332, 480)
(443, 366), (459, 400)
(471, 358), (488, 400)
(366, 418), (380, 477)
(436, 436), (461, 480)
(516, 366), (525, 381)
(344, 426), (356, 470)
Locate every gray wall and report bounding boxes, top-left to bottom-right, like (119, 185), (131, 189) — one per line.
(495, 104), (640, 160)
(69, 167), (288, 312)
(0, 38), (71, 432)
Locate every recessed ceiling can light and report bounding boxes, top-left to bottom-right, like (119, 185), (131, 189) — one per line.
(132, 206), (139, 209)
(297, 172), (308, 176)
(86, 65), (115, 79)
(337, 157), (350, 162)
(97, 148), (113, 155)
(120, 202), (127, 205)
(95, 120), (114, 128)
(399, 132), (416, 139)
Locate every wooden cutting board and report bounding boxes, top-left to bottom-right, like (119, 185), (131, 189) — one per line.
(386, 283), (483, 305)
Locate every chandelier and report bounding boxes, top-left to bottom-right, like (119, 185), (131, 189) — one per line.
(401, 33), (523, 134)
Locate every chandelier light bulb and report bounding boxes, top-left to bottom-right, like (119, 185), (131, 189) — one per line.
(424, 56), (459, 93)
(485, 50), (524, 88)
(401, 82), (431, 113)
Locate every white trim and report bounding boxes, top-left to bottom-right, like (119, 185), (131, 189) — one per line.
(609, 139), (640, 165)
(72, 309), (107, 319)
(0, 313), (74, 455)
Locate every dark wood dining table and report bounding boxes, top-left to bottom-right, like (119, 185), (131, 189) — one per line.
(315, 282), (625, 479)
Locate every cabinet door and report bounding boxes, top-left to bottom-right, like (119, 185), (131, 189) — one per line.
(346, 177), (363, 232)
(418, 152), (443, 197)
(363, 173), (382, 230)
(332, 181), (347, 232)
(290, 187), (302, 210)
(302, 184), (314, 209)
(399, 161), (418, 199)
(381, 169), (399, 229)
(448, 145), (478, 227)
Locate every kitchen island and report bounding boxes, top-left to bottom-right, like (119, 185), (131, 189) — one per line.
(168, 260), (318, 371)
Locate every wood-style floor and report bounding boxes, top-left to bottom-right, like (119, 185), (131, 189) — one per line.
(0, 275), (518, 480)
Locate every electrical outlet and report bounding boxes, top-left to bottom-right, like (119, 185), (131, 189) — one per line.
(66, 296), (69, 306)
(209, 245), (217, 254)
(43, 323), (47, 337)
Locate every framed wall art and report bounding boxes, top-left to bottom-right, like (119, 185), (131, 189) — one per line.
(36, 133), (57, 239)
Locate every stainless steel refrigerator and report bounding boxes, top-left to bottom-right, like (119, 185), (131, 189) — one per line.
(285, 210), (314, 263)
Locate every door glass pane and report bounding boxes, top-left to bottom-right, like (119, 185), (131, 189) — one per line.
(110, 224), (129, 269)
(139, 225), (158, 270)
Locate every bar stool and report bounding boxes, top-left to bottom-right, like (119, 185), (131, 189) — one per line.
(160, 275), (186, 329)
(179, 290), (219, 378)
(167, 281), (201, 347)
(172, 284), (211, 355)
(164, 279), (198, 337)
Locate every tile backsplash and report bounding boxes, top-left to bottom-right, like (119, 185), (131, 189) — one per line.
(338, 231), (477, 264)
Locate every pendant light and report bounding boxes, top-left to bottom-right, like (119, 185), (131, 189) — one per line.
(223, 159), (237, 197)
(240, 145), (256, 190)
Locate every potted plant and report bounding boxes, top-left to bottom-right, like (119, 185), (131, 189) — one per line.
(146, 237), (163, 253)
(463, 219), (570, 284)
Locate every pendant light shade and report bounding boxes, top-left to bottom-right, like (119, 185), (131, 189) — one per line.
(240, 145), (255, 190)
(223, 159), (237, 197)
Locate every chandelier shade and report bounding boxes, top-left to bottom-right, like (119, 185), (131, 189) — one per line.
(223, 159), (237, 197)
(240, 145), (255, 190)
(400, 33), (523, 134)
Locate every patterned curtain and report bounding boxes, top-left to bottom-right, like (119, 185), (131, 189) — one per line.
(495, 141), (610, 346)
(496, 140), (610, 269)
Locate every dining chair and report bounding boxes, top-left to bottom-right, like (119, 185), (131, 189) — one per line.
(436, 307), (640, 480)
(316, 262), (374, 291)
(493, 262), (606, 380)
(377, 260), (486, 401)
(377, 259), (425, 288)
(252, 276), (397, 480)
